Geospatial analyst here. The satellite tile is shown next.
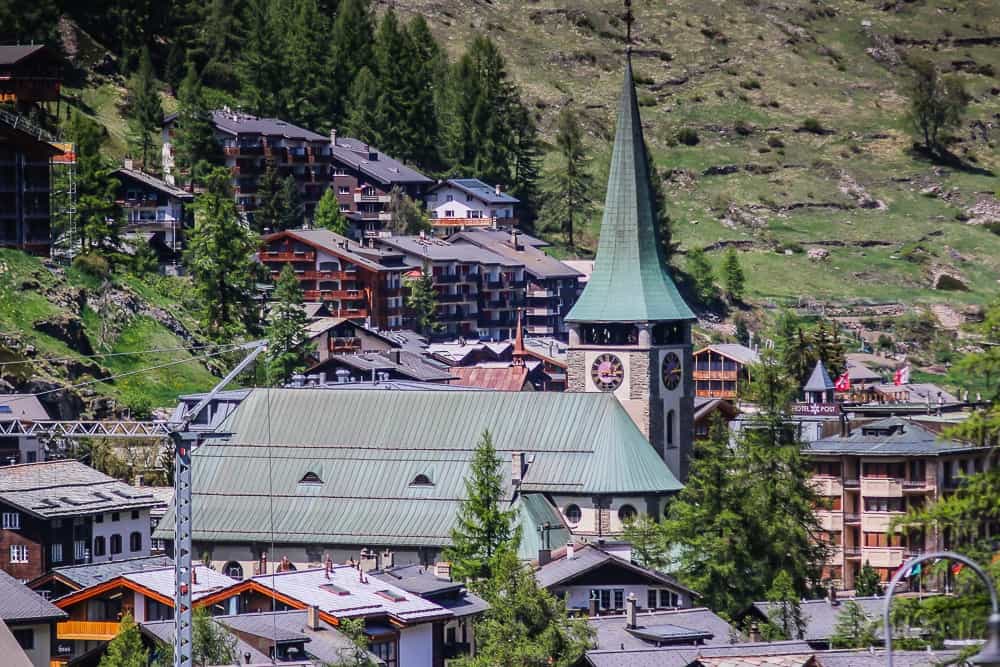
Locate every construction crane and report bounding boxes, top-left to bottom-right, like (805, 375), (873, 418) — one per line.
(1, 340), (266, 667)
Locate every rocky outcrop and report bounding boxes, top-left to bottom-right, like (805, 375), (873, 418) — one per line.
(965, 196), (1000, 226)
(20, 379), (85, 420)
(33, 314), (94, 355)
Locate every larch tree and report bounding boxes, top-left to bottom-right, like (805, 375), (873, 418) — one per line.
(278, 175), (304, 231)
(282, 0), (332, 131)
(445, 430), (517, 584)
(387, 186), (431, 235)
(314, 188), (350, 235)
(185, 167), (258, 339)
(371, 8), (414, 160)
(854, 562), (883, 597)
(539, 108), (593, 249)
(98, 613), (148, 667)
(404, 15), (445, 170)
(829, 601), (878, 649)
(192, 607), (237, 667)
(405, 270), (441, 337)
(173, 62), (219, 188)
(684, 248), (716, 305)
(266, 263), (311, 385)
(763, 570), (808, 641)
(722, 247), (745, 302)
(126, 46), (163, 170)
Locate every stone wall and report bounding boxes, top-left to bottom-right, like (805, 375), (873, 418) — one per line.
(566, 350), (586, 392)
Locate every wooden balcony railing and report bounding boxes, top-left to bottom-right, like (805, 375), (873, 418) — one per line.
(695, 389), (738, 399)
(262, 251), (316, 262)
(57, 620), (120, 641)
(303, 290), (363, 301)
(431, 217), (493, 228)
(692, 370), (739, 381)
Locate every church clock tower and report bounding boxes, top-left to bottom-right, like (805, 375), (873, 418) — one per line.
(565, 51), (696, 482)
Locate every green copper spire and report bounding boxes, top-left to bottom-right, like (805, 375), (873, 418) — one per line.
(565, 58), (695, 323)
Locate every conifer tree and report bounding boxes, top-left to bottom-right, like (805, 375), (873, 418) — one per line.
(344, 66), (380, 147)
(252, 166), (284, 233)
(461, 543), (593, 666)
(174, 62), (219, 187)
(283, 0), (332, 130)
(371, 8), (412, 159)
(405, 270), (440, 337)
(185, 167), (258, 339)
(509, 104), (542, 232)
(812, 321), (845, 377)
(404, 15), (445, 170)
(98, 613), (148, 667)
(722, 247), (745, 302)
(445, 431), (517, 583)
(854, 561), (883, 597)
(387, 187), (430, 235)
(539, 109), (593, 249)
(329, 0), (375, 126)
(266, 264), (311, 385)
(237, 0), (284, 117)
(764, 571), (808, 640)
(646, 145), (676, 264)
(314, 188), (350, 235)
(193, 607), (237, 666)
(126, 46), (163, 170)
(278, 176), (304, 231)
(164, 41), (185, 93)
(131, 239), (159, 276)
(685, 248), (716, 304)
(830, 601), (878, 649)
(68, 112), (120, 253)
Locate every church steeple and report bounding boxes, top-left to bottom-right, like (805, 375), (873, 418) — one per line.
(565, 56), (693, 324)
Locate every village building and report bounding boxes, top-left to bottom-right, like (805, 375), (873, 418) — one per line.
(0, 394), (49, 465)
(692, 397), (739, 440)
(0, 112), (61, 256)
(0, 461), (157, 580)
(303, 317), (401, 364)
(585, 643), (954, 667)
(113, 160), (194, 263)
(27, 555), (173, 601)
(424, 178), (518, 234)
(804, 417), (997, 589)
(329, 132), (433, 239)
(258, 229), (408, 329)
(585, 605), (737, 654)
(691, 344), (759, 401)
(0, 568), (67, 667)
(307, 350), (453, 385)
(449, 229), (581, 338)
(0, 46), (61, 110)
(743, 596), (889, 649)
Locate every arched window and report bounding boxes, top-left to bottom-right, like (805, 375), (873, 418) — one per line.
(129, 532), (142, 553)
(93, 536), (106, 557)
(410, 474), (433, 486)
(618, 504), (637, 523)
(666, 410), (675, 448)
(299, 472), (322, 485)
(564, 504), (582, 525)
(223, 561), (244, 579)
(110, 534), (122, 555)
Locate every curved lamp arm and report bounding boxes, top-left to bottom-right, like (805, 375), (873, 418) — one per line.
(883, 550), (1000, 667)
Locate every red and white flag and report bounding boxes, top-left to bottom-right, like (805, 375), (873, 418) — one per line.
(893, 365), (911, 386)
(834, 371), (851, 392)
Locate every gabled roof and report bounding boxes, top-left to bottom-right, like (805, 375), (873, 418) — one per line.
(54, 565), (235, 609)
(154, 389), (680, 547)
(565, 58), (694, 324)
(0, 394), (49, 421)
(263, 229), (405, 272)
(846, 360), (882, 383)
(749, 596), (888, 641)
(870, 382), (959, 404)
(694, 344), (760, 366)
(0, 460), (158, 518)
(806, 418), (987, 456)
(369, 565), (490, 618)
(331, 136), (432, 185)
(430, 178), (519, 205)
(0, 569), (67, 624)
(693, 397), (739, 422)
(140, 618), (271, 665)
(449, 230), (581, 280)
(316, 351), (453, 383)
(0, 45), (50, 65)
(114, 168), (194, 201)
(803, 360), (834, 392)
(588, 607), (736, 652)
(209, 110), (327, 142)
(534, 543), (695, 595)
(449, 366), (531, 391)
(33, 555), (173, 591)
(377, 235), (522, 266)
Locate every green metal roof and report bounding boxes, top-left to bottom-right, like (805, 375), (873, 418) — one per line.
(154, 388), (681, 547)
(565, 58), (694, 324)
(515, 493), (570, 560)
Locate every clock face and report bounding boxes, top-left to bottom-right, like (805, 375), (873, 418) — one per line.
(590, 353), (624, 391)
(662, 352), (682, 391)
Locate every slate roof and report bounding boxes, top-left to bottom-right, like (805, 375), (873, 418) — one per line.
(331, 136), (432, 185)
(806, 418), (987, 457)
(870, 383), (959, 404)
(0, 45), (47, 65)
(265, 229), (406, 272)
(566, 59), (694, 324)
(449, 366), (530, 391)
(584, 646), (955, 667)
(846, 361), (882, 383)
(0, 460), (158, 518)
(209, 110), (327, 142)
(369, 565), (489, 617)
(750, 597), (886, 642)
(534, 543), (694, 595)
(427, 340), (513, 365)
(114, 168), (194, 200)
(317, 351), (453, 383)
(804, 361), (835, 392)
(695, 344), (760, 366)
(589, 607), (737, 652)
(44, 555), (173, 589)
(377, 236), (522, 266)
(449, 230), (581, 280)
(430, 178), (519, 205)
(0, 394), (49, 421)
(140, 619), (271, 664)
(154, 389), (680, 547)
(457, 228), (549, 247)
(120, 565), (236, 603)
(0, 569), (67, 623)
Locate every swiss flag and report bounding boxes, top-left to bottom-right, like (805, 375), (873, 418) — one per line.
(893, 365), (911, 386)
(834, 371), (851, 392)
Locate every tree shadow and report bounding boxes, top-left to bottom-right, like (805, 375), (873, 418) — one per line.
(908, 144), (995, 177)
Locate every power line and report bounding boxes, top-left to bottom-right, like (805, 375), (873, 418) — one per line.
(0, 343), (242, 368)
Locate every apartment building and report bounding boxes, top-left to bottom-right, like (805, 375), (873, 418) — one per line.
(691, 344), (759, 400)
(804, 417), (996, 590)
(329, 132), (432, 239)
(449, 229), (581, 338)
(0, 113), (61, 256)
(0, 45), (62, 108)
(424, 178), (518, 234)
(376, 235), (526, 340)
(259, 229), (408, 329)
(162, 109), (331, 223)
(113, 160), (193, 261)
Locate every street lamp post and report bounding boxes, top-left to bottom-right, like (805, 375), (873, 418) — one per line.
(882, 551), (1000, 666)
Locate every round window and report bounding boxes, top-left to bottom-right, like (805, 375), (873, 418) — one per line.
(564, 504), (582, 525)
(618, 504), (637, 523)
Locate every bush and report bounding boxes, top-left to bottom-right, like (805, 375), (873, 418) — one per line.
(638, 93), (657, 107)
(677, 128), (700, 146)
(72, 253), (110, 278)
(740, 78), (762, 90)
(734, 120), (754, 136)
(767, 135), (785, 148)
(801, 117), (826, 134)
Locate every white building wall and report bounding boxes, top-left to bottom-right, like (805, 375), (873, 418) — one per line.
(132, 590), (145, 623)
(425, 186), (515, 222)
(12, 622), (51, 667)
(398, 623), (433, 667)
(556, 584), (690, 612)
(91, 509), (151, 564)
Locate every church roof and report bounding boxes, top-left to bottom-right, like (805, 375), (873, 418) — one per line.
(803, 360), (835, 392)
(565, 58), (693, 324)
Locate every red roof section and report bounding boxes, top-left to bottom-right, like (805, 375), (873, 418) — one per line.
(449, 366), (529, 392)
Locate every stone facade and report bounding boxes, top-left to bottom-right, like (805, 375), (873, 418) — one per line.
(566, 350), (586, 393)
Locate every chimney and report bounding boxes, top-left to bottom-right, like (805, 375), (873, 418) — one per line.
(330, 128), (337, 146)
(566, 543), (575, 560)
(318, 372), (327, 385)
(494, 183), (502, 196)
(828, 586), (839, 606)
(123, 157), (134, 171)
(306, 605), (321, 630)
(588, 597), (599, 617)
(390, 349), (402, 365)
(511, 452), (526, 485)
(510, 228), (522, 251)
(325, 554), (333, 579)
(626, 593), (637, 629)
(537, 548), (551, 566)
(434, 561), (452, 581)
(749, 622), (762, 642)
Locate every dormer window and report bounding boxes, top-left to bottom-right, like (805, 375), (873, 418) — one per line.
(410, 474), (433, 487)
(299, 472), (322, 485)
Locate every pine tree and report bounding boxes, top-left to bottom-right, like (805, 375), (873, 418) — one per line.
(460, 543), (593, 666)
(98, 613), (148, 667)
(622, 515), (671, 572)
(68, 112), (121, 253)
(266, 264), (310, 385)
(126, 46), (163, 170)
(404, 15), (445, 169)
(509, 104), (542, 232)
(174, 62), (219, 187)
(646, 146), (676, 264)
(282, 0), (332, 130)
(829, 600), (878, 649)
(371, 8), (413, 159)
(764, 570), (808, 640)
(330, 617), (377, 666)
(314, 188), (350, 235)
(387, 187), (430, 235)
(328, 0), (375, 126)
(252, 166), (284, 233)
(193, 607), (237, 666)
(539, 109), (593, 249)
(344, 66), (380, 147)
(131, 239), (159, 276)
(812, 321), (845, 377)
(445, 431), (517, 583)
(237, 0), (284, 117)
(405, 271), (441, 337)
(854, 561), (883, 597)
(185, 167), (258, 339)
(684, 248), (715, 304)
(722, 247), (746, 302)
(164, 40), (185, 93)
(278, 176), (304, 231)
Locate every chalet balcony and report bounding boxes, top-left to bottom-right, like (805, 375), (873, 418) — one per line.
(527, 287), (556, 298)
(353, 192), (391, 204)
(329, 337), (361, 353)
(526, 306), (559, 316)
(303, 289), (363, 301)
(693, 369), (739, 381)
(527, 325), (555, 335)
(57, 620), (120, 641)
(279, 270), (354, 282)
(436, 274), (462, 284)
(695, 388), (738, 400)
(262, 250), (316, 262)
(431, 217), (492, 228)
(861, 477), (903, 498)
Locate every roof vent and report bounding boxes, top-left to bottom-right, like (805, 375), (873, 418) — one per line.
(299, 472), (322, 485)
(368, 151), (379, 161)
(375, 589), (406, 602)
(410, 474), (433, 487)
